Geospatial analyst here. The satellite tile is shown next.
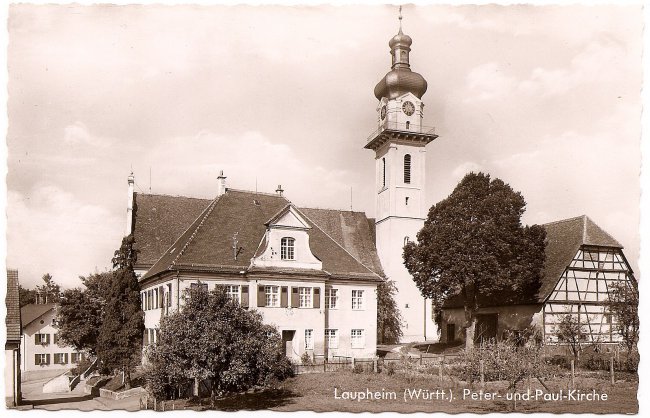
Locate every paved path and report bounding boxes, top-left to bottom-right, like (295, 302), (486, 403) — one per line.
(21, 372), (142, 411)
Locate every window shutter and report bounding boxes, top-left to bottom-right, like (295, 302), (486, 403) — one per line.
(46, 354), (51, 365)
(280, 286), (288, 308)
(313, 288), (320, 309)
(241, 285), (249, 308)
(65, 353), (69, 364)
(257, 285), (266, 307)
(143, 330), (149, 346)
(35, 354), (40, 365)
(291, 287), (299, 308)
(46, 334), (50, 344)
(35, 335), (38, 344)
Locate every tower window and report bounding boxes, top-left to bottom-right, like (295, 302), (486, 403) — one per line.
(404, 154), (411, 183)
(405, 197), (409, 205)
(382, 158), (386, 188)
(406, 121), (410, 130)
(280, 237), (295, 260)
(404, 236), (410, 246)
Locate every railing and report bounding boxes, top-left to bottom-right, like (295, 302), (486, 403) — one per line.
(366, 122), (436, 143)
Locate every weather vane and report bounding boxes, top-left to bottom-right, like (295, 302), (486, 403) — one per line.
(399, 5), (403, 31)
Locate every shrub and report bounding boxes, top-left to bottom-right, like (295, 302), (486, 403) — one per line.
(301, 352), (313, 366)
(352, 363), (364, 374)
(70, 357), (93, 376)
(145, 285), (293, 401)
(383, 361), (396, 376)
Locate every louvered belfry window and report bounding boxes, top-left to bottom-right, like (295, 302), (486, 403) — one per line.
(404, 154), (411, 184)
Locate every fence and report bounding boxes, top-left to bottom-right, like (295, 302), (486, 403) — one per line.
(291, 353), (463, 375)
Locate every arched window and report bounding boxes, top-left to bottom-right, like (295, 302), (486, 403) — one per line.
(406, 121), (410, 130)
(404, 236), (410, 246)
(382, 158), (386, 188)
(281, 237), (295, 260)
(404, 154), (411, 184)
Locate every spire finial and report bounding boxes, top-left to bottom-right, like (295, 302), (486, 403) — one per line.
(398, 5), (403, 33)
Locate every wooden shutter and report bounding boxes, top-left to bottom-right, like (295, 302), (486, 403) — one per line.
(34, 335), (39, 344)
(291, 287), (299, 308)
(313, 288), (320, 308)
(35, 354), (40, 365)
(257, 285), (266, 307)
(64, 353), (69, 364)
(241, 285), (249, 308)
(46, 334), (50, 344)
(280, 287), (288, 307)
(143, 330), (149, 346)
(46, 354), (50, 365)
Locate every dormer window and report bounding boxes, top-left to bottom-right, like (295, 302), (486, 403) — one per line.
(280, 237), (295, 260)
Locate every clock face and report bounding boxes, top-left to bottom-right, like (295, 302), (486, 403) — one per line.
(380, 106), (387, 120)
(402, 101), (415, 116)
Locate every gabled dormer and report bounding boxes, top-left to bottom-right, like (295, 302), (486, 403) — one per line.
(251, 205), (322, 270)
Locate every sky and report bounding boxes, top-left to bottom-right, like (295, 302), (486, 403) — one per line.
(5, 3), (643, 289)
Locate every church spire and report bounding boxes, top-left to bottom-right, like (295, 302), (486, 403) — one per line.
(373, 7), (427, 100)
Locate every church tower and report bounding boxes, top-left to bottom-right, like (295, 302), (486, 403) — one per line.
(365, 11), (438, 342)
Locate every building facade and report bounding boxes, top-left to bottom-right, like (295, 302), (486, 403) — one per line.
(5, 269), (22, 407)
(20, 304), (86, 372)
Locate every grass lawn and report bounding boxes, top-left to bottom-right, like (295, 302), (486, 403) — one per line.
(187, 369), (637, 413)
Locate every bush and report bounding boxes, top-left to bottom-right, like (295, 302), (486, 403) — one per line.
(352, 363), (364, 374)
(383, 362), (396, 376)
(70, 357), (93, 376)
(145, 286), (294, 401)
(459, 337), (557, 388)
(301, 352), (313, 366)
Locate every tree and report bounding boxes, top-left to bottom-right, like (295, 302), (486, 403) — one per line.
(96, 235), (144, 388)
(554, 314), (585, 361)
(18, 285), (37, 307)
(36, 273), (61, 303)
(403, 172), (546, 349)
(606, 280), (639, 353)
(376, 279), (403, 344)
(144, 285), (293, 401)
(56, 272), (112, 356)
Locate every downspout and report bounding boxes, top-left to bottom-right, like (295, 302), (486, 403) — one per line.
(176, 271), (180, 311)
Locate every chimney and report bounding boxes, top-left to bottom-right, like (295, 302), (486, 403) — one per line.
(276, 184), (284, 196)
(217, 170), (227, 197)
(126, 172), (135, 236)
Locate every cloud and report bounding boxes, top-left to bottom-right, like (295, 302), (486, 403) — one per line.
(451, 161), (484, 180)
(63, 121), (111, 147)
(6, 186), (123, 288)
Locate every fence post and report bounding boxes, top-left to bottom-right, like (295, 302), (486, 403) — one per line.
(324, 358), (327, 373)
(438, 360), (443, 381)
(420, 354), (423, 366)
(610, 357), (615, 385)
(373, 358), (378, 373)
(570, 359), (575, 389)
(351, 357), (356, 370)
(480, 360), (485, 387)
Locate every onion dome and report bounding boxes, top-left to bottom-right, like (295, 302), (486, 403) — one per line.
(374, 24), (428, 100)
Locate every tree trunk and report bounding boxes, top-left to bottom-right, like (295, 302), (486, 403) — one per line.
(465, 316), (476, 350)
(193, 377), (200, 397)
(463, 284), (477, 350)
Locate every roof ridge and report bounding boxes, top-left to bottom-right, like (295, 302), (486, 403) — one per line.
(135, 192), (212, 200)
(300, 206), (367, 215)
(171, 196), (222, 267)
(297, 208), (383, 279)
(542, 215), (586, 227)
(226, 188), (286, 198)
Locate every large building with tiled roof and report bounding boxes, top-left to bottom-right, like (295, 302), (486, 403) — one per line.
(133, 187), (383, 359)
(439, 215), (637, 346)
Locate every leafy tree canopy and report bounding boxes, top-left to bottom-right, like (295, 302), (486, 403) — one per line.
(96, 235), (144, 387)
(376, 279), (403, 344)
(145, 285), (293, 401)
(57, 271), (112, 355)
(607, 280), (639, 353)
(403, 172), (546, 345)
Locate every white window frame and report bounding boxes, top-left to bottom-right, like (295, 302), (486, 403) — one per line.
(325, 329), (339, 349)
(35, 353), (48, 365)
(351, 329), (365, 349)
(54, 353), (68, 365)
(35, 333), (49, 345)
(299, 287), (312, 308)
(325, 288), (338, 309)
(225, 285), (241, 304)
(304, 329), (314, 350)
(352, 290), (365, 310)
(280, 237), (295, 260)
(265, 286), (280, 307)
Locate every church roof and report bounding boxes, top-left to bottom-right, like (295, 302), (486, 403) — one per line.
(442, 215), (625, 308)
(139, 189), (384, 282)
(6, 269), (21, 343)
(132, 193), (212, 267)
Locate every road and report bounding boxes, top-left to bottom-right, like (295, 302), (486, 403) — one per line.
(20, 370), (142, 411)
